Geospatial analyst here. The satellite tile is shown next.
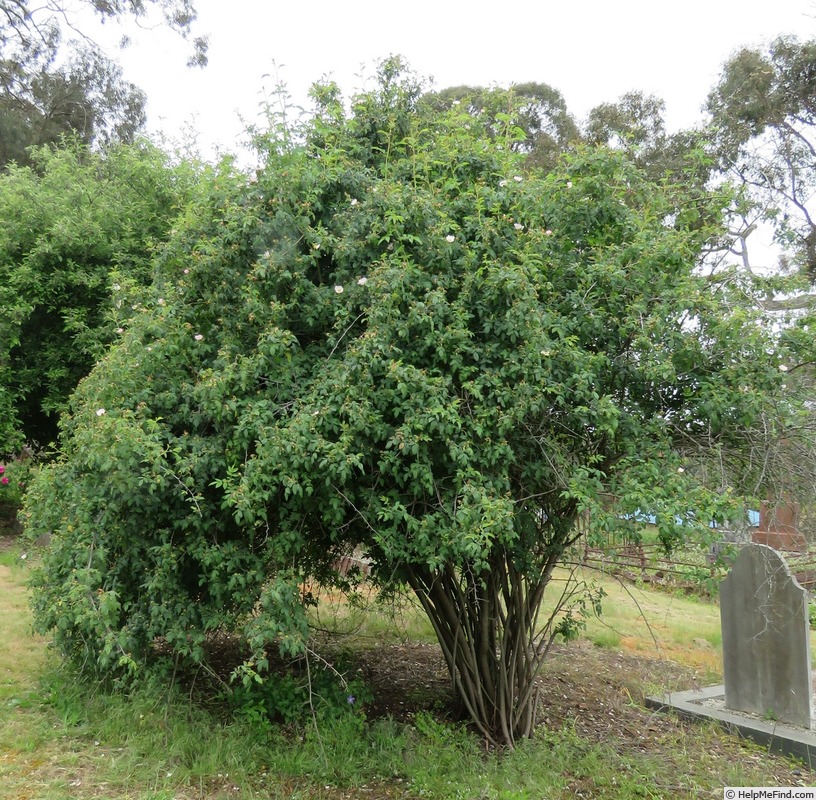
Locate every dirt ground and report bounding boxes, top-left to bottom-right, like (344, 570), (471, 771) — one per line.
(354, 638), (814, 787)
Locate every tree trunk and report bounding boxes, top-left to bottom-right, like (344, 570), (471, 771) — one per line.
(405, 544), (573, 748)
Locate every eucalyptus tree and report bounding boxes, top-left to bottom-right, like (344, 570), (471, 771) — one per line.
(0, 0), (204, 167)
(707, 36), (816, 292)
(0, 0), (206, 73)
(0, 45), (146, 167)
(427, 81), (579, 170)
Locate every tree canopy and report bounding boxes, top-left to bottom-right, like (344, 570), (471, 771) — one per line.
(24, 61), (804, 747)
(0, 0), (206, 73)
(0, 45), (146, 167)
(426, 81), (579, 171)
(707, 36), (816, 287)
(0, 0), (205, 168)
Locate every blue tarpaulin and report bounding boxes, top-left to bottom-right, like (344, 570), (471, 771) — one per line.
(623, 509), (761, 527)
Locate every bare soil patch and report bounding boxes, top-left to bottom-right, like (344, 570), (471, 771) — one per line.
(356, 638), (814, 785)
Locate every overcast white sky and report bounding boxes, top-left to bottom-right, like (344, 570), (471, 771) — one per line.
(91, 0), (816, 160)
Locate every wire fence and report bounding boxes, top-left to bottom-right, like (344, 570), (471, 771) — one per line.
(576, 540), (816, 593)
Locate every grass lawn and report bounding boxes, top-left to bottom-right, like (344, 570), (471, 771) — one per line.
(0, 541), (813, 799)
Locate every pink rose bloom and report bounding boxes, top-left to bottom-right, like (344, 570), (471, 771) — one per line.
(1, 476), (8, 485)
(0, 465), (5, 474)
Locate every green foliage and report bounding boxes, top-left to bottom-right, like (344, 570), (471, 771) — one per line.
(553, 584), (606, 642)
(586, 91), (667, 153)
(0, 138), (200, 448)
(582, 90), (713, 193)
(228, 657), (370, 727)
(26, 62), (797, 746)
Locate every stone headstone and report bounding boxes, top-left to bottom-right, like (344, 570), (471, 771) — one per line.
(708, 523), (751, 564)
(720, 543), (814, 728)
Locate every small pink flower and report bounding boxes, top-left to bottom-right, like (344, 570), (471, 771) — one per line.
(1, 477), (8, 485)
(0, 465), (5, 475)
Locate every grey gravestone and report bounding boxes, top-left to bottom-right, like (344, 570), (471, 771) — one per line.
(708, 522), (751, 564)
(720, 544), (814, 728)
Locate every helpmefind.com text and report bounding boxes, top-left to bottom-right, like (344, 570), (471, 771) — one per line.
(725, 790), (816, 799)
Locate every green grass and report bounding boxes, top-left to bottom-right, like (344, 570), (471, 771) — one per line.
(0, 542), (811, 799)
(588, 627), (622, 649)
(542, 566), (724, 675)
(4, 674), (788, 800)
(0, 546), (27, 568)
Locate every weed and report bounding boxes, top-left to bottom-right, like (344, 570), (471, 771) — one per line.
(227, 656), (371, 728)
